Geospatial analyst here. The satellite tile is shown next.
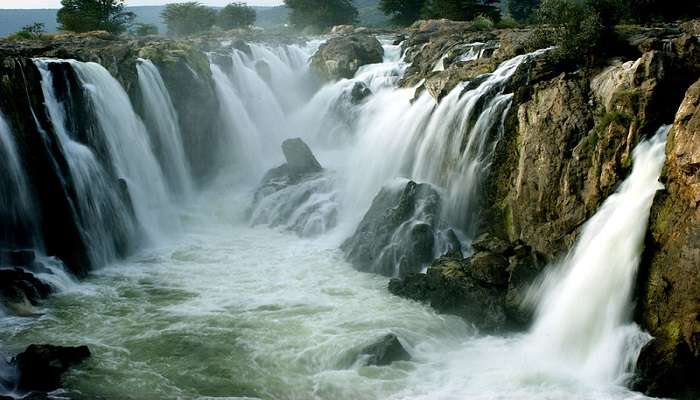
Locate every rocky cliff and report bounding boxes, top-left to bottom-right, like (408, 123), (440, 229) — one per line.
(384, 20), (700, 397)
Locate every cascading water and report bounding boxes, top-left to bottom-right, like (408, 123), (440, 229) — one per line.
(136, 59), (194, 198)
(0, 36), (671, 400)
(0, 110), (37, 249)
(35, 60), (135, 266)
(525, 126), (670, 384)
(68, 60), (177, 241)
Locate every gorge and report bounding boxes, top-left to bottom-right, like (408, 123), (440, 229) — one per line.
(0, 20), (698, 400)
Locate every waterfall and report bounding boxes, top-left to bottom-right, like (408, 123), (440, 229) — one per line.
(136, 59), (193, 199)
(67, 61), (177, 241)
(339, 49), (547, 239)
(0, 110), (37, 249)
(525, 126), (669, 383)
(35, 60), (135, 266)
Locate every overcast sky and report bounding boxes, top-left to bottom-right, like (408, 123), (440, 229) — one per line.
(0, 0), (284, 8)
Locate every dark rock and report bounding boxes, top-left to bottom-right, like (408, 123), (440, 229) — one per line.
(14, 344), (90, 392)
(389, 273), (430, 301)
(281, 138), (322, 175)
(232, 39), (252, 57)
(311, 34), (384, 81)
(0, 249), (35, 267)
(472, 233), (510, 255)
(0, 268), (52, 313)
(350, 82), (372, 104)
(468, 252), (509, 287)
(255, 60), (272, 82)
(635, 78), (700, 399)
(358, 334), (411, 366)
(342, 180), (441, 277)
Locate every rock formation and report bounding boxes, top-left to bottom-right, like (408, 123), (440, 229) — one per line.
(311, 34), (384, 81)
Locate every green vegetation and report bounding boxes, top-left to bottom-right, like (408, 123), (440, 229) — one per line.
(284, 0), (358, 30)
(131, 22), (158, 36)
(9, 23), (47, 40)
(379, 0), (500, 26)
(161, 2), (216, 36)
(472, 15), (495, 30)
(507, 0), (539, 22)
(218, 3), (257, 29)
(528, 0), (625, 67)
(57, 0), (135, 34)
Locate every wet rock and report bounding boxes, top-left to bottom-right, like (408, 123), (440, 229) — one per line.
(251, 139), (337, 237)
(342, 180), (441, 277)
(232, 39), (252, 57)
(472, 233), (510, 255)
(14, 344), (91, 392)
(282, 138), (322, 175)
(0, 268), (52, 315)
(255, 60), (272, 82)
(0, 249), (35, 267)
(358, 334), (411, 366)
(350, 82), (372, 104)
(389, 239), (545, 331)
(311, 34), (384, 81)
(635, 78), (700, 399)
(468, 252), (509, 287)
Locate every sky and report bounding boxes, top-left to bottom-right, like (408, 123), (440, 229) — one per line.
(0, 0), (284, 8)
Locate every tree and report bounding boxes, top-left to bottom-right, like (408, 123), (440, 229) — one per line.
(161, 2), (217, 36)
(628, 0), (700, 22)
(218, 2), (257, 29)
(57, 0), (135, 34)
(379, 0), (426, 26)
(284, 0), (359, 30)
(421, 0), (501, 22)
(132, 23), (159, 36)
(508, 0), (539, 22)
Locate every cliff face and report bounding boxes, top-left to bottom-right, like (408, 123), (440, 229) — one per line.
(392, 20), (700, 397)
(635, 78), (700, 399)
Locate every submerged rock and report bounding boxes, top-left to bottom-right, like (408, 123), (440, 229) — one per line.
(311, 34), (384, 81)
(350, 82), (372, 104)
(14, 344), (90, 392)
(342, 179), (441, 277)
(358, 334), (411, 366)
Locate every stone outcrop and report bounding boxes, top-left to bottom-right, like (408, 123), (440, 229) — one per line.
(251, 138), (338, 237)
(311, 34), (384, 81)
(389, 233), (545, 331)
(357, 333), (411, 366)
(342, 180), (448, 277)
(13, 344), (91, 392)
(635, 78), (700, 399)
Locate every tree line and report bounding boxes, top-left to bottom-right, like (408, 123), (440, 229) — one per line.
(9, 0), (698, 40)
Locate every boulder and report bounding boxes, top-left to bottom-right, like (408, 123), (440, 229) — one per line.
(358, 334), (411, 366)
(350, 82), (372, 104)
(0, 250), (35, 267)
(0, 268), (52, 315)
(14, 344), (90, 392)
(342, 180), (441, 277)
(282, 138), (322, 174)
(389, 239), (545, 331)
(311, 34), (384, 81)
(635, 78), (700, 399)
(251, 139), (337, 237)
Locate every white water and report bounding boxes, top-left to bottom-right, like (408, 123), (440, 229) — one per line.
(525, 126), (669, 384)
(0, 38), (667, 400)
(35, 60), (135, 266)
(68, 61), (178, 242)
(0, 109), (36, 248)
(136, 59), (194, 199)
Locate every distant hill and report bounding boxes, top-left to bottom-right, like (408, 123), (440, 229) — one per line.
(0, 1), (389, 37)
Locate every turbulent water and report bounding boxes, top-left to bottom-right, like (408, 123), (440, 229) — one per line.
(0, 38), (668, 399)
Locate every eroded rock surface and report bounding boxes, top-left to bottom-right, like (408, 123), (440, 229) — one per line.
(311, 34), (384, 81)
